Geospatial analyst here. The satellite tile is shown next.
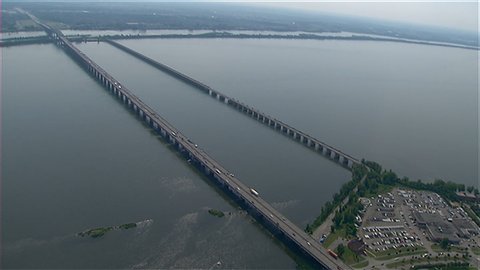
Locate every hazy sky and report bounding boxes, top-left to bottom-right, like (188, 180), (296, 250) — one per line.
(252, 1), (479, 33)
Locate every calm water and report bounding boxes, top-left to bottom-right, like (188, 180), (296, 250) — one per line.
(3, 36), (477, 269)
(75, 41), (350, 225)
(114, 38), (478, 187)
(2, 44), (311, 268)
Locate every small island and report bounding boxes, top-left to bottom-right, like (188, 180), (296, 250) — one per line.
(208, 209), (225, 218)
(78, 222), (139, 238)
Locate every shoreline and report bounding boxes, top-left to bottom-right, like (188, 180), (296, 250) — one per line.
(2, 30), (478, 51)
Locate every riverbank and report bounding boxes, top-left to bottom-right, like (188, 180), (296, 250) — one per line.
(311, 160), (479, 268)
(86, 32), (479, 51)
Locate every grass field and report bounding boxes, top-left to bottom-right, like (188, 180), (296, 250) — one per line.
(323, 228), (345, 248)
(431, 244), (468, 253)
(340, 247), (366, 265)
(386, 256), (468, 269)
(351, 260), (369, 269)
(369, 246), (426, 261)
(471, 246), (480, 255)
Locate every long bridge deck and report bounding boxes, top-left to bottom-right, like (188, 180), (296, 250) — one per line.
(104, 39), (360, 170)
(25, 10), (352, 269)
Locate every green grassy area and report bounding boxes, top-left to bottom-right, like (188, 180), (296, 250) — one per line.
(323, 228), (345, 248)
(340, 247), (366, 265)
(463, 205), (480, 228)
(371, 246), (425, 257)
(351, 260), (369, 269)
(371, 246), (426, 261)
(386, 254), (467, 269)
(208, 209), (225, 218)
(361, 183), (394, 198)
(471, 246), (480, 255)
(431, 244), (468, 253)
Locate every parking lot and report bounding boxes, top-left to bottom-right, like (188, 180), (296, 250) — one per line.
(358, 187), (480, 268)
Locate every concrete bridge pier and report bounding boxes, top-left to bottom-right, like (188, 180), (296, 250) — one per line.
(139, 110), (145, 120)
(347, 159), (353, 168)
(127, 99), (133, 109)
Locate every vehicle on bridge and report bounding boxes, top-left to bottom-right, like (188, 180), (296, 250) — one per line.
(328, 249), (339, 260)
(250, 188), (259, 196)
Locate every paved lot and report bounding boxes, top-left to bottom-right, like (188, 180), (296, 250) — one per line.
(358, 188), (480, 269)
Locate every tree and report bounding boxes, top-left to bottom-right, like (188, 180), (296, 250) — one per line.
(382, 170), (398, 185)
(440, 238), (450, 250)
(474, 188), (479, 196)
(467, 186), (474, 193)
(345, 223), (357, 236)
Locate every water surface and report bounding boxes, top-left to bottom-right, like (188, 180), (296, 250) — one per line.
(2, 43), (302, 269)
(116, 38), (478, 186)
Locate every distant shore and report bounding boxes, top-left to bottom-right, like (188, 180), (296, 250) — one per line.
(2, 30), (478, 51)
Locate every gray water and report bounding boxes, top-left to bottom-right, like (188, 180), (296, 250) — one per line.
(1, 44), (309, 269)
(3, 37), (477, 269)
(114, 38), (478, 187)
(75, 41), (350, 225)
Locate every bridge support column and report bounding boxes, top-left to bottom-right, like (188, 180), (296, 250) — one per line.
(347, 160), (353, 168)
(208, 89), (212, 96)
(224, 98), (229, 104)
(216, 94), (220, 100)
(330, 151), (336, 159)
(314, 143), (319, 150)
(339, 156), (345, 164)
(322, 147), (328, 155)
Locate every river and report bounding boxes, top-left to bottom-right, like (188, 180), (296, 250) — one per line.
(2, 36), (477, 268)
(109, 38), (478, 186)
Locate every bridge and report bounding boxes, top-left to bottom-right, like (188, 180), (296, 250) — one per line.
(24, 10), (353, 270)
(104, 39), (360, 170)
